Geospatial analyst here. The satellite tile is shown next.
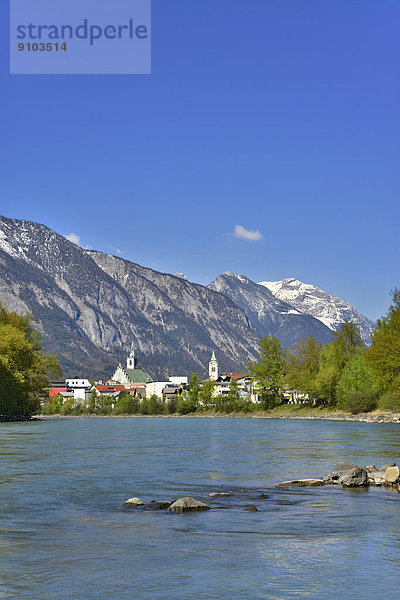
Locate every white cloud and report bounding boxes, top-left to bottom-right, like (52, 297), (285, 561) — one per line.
(65, 233), (80, 245)
(109, 246), (126, 256)
(233, 225), (263, 241)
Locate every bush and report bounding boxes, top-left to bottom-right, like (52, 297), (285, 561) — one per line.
(341, 385), (378, 414)
(378, 391), (400, 412)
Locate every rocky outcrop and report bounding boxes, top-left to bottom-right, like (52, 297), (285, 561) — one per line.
(167, 497), (210, 512)
(277, 462), (400, 490)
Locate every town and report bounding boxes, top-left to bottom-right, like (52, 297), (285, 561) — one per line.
(46, 343), (306, 411)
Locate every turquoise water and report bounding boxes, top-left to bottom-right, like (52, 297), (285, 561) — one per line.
(1, 416), (400, 599)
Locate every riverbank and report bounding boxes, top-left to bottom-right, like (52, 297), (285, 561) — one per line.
(37, 406), (400, 423)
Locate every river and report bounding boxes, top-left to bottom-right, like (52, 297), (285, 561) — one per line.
(1, 416), (400, 599)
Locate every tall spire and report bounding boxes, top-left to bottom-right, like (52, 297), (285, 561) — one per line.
(209, 350), (218, 380)
(127, 341), (136, 369)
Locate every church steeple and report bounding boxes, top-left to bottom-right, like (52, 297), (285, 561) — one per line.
(127, 341), (136, 370)
(209, 350), (218, 380)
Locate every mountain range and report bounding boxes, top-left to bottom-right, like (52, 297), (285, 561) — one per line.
(0, 216), (375, 379)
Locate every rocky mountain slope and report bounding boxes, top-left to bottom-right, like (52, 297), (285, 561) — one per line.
(259, 278), (375, 344)
(208, 273), (334, 347)
(0, 216), (260, 379)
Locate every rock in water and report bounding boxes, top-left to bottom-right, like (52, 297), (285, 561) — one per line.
(276, 479), (325, 488)
(385, 466), (400, 484)
(323, 462), (359, 483)
(340, 467), (368, 487)
(167, 497), (210, 512)
(368, 471), (386, 486)
(124, 497), (144, 508)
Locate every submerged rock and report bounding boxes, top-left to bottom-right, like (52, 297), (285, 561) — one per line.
(143, 501), (173, 510)
(340, 467), (368, 487)
(124, 497), (144, 508)
(167, 497), (210, 512)
(276, 479), (325, 488)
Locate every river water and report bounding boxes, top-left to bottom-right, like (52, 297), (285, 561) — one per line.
(1, 416), (400, 599)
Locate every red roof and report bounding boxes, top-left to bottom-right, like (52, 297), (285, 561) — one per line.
(94, 385), (126, 393)
(49, 388), (67, 399)
(221, 372), (251, 380)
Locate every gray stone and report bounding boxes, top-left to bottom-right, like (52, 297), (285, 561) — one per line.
(244, 506), (258, 511)
(368, 471), (386, 486)
(340, 467), (369, 487)
(385, 466), (400, 484)
(123, 497), (144, 508)
(324, 462), (359, 483)
(276, 479), (325, 488)
(167, 497), (210, 512)
(366, 465), (377, 472)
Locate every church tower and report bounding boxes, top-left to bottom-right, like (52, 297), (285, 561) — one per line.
(209, 350), (218, 380)
(127, 341), (136, 370)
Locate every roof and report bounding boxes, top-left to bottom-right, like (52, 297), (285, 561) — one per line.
(94, 385), (126, 393)
(221, 372), (251, 380)
(125, 368), (153, 384)
(210, 350), (217, 362)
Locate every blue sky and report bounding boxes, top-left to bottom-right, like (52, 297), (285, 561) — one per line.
(1, 0), (399, 321)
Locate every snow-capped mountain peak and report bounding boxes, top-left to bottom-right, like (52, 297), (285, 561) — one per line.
(258, 278), (375, 343)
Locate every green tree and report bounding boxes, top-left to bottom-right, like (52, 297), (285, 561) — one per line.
(0, 303), (61, 417)
(336, 348), (378, 412)
(285, 337), (322, 400)
(199, 379), (215, 410)
(227, 378), (241, 411)
(188, 372), (200, 407)
(250, 336), (285, 409)
(313, 322), (364, 406)
(367, 288), (400, 395)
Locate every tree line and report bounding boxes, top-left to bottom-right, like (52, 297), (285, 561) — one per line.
(252, 288), (400, 413)
(2, 288), (400, 418)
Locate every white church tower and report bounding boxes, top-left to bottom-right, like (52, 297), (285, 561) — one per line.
(127, 341), (136, 370)
(209, 350), (218, 380)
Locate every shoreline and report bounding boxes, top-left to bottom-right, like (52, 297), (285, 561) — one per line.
(35, 409), (400, 424)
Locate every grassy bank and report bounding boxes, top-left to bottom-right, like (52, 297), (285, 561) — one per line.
(39, 404), (400, 422)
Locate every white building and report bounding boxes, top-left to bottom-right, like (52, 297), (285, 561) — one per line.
(146, 381), (171, 399)
(209, 351), (218, 380)
(65, 379), (92, 401)
(169, 376), (188, 386)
